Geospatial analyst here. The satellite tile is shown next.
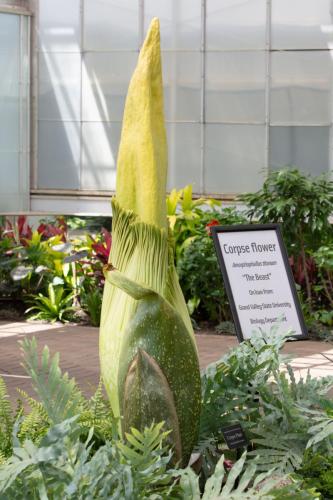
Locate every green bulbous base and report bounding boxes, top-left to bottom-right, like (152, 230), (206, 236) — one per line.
(105, 268), (201, 467)
(119, 293), (201, 467)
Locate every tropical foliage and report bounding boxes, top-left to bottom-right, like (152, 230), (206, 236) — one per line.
(168, 169), (333, 334)
(1, 169), (333, 335)
(0, 331), (329, 498)
(167, 185), (247, 325)
(0, 215), (110, 326)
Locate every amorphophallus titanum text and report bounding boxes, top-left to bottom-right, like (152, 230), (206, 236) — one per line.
(99, 18), (201, 466)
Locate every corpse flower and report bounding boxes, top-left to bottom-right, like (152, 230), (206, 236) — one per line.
(99, 18), (201, 466)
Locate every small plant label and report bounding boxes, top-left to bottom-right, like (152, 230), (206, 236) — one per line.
(211, 224), (308, 342)
(222, 424), (247, 449)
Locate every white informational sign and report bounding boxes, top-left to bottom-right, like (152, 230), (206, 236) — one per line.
(212, 225), (307, 341)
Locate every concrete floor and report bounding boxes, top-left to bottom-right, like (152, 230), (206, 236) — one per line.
(0, 320), (332, 403)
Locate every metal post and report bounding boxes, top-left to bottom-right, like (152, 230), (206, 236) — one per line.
(139, 0), (144, 49)
(200, 0), (206, 193)
(79, 0), (84, 190)
(30, 0), (38, 192)
(264, 0), (272, 179)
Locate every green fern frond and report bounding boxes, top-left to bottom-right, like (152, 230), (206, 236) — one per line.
(284, 365), (333, 404)
(0, 377), (12, 431)
(15, 389), (50, 445)
(18, 408), (49, 445)
(194, 435), (221, 478)
(77, 380), (118, 442)
(20, 337), (85, 424)
(303, 408), (333, 450)
(249, 430), (304, 474)
(87, 379), (112, 421)
(118, 421), (170, 466)
(0, 376), (14, 458)
(16, 388), (49, 422)
(115, 422), (175, 493)
(179, 451), (285, 499)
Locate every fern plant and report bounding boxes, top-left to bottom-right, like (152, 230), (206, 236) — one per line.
(200, 328), (289, 440)
(178, 451), (319, 499)
(0, 333), (328, 498)
(18, 337), (117, 447)
(0, 377), (15, 459)
(20, 336), (85, 424)
(199, 328), (333, 477)
(303, 407), (333, 451)
(0, 417), (179, 499)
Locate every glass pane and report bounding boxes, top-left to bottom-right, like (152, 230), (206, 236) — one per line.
(0, 14), (19, 95)
(204, 124), (265, 194)
(0, 13), (19, 52)
(0, 14), (29, 211)
(39, 52), (81, 121)
(271, 51), (332, 125)
(38, 121), (80, 189)
(82, 52), (137, 122)
(206, 52), (265, 123)
(39, 0), (80, 52)
(272, 0), (333, 50)
(144, 0), (201, 50)
(0, 92), (19, 152)
(81, 122), (121, 191)
(0, 52), (19, 96)
(166, 123), (201, 191)
(0, 153), (28, 212)
(162, 52), (201, 122)
(0, 152), (19, 193)
(269, 126), (329, 175)
(206, 0), (266, 50)
(84, 0), (139, 50)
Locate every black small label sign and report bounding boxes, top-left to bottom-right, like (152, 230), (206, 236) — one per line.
(221, 424), (247, 450)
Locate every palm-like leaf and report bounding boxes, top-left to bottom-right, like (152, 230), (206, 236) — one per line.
(25, 284), (74, 322)
(20, 337), (84, 424)
(179, 451), (316, 499)
(303, 408), (333, 450)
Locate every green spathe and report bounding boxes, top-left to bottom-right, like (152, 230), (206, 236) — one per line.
(104, 267), (201, 466)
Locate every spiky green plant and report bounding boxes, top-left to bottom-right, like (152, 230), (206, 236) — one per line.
(18, 337), (116, 445)
(99, 18), (201, 466)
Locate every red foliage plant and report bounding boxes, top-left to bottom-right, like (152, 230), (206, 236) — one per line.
(91, 228), (112, 264)
(0, 216), (67, 245)
(37, 217), (67, 241)
(0, 216), (32, 246)
(205, 219), (220, 236)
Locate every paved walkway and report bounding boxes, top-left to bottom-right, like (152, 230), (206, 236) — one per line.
(0, 321), (333, 403)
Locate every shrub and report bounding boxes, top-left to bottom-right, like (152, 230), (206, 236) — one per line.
(177, 235), (230, 323)
(240, 168), (333, 312)
(168, 185), (247, 325)
(296, 451), (333, 499)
